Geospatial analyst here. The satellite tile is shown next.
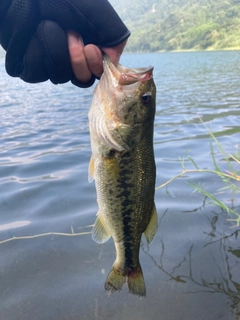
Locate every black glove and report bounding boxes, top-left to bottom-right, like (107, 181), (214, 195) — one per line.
(0, 0), (130, 87)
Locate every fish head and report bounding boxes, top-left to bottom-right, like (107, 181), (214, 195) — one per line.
(89, 55), (156, 152)
(101, 54), (156, 127)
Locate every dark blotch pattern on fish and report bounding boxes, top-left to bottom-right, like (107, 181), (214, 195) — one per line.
(116, 151), (137, 269)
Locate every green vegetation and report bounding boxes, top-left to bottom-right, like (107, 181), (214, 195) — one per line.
(109, 0), (240, 52)
(156, 120), (240, 225)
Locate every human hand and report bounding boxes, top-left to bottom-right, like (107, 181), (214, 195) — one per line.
(67, 32), (127, 84)
(0, 0), (130, 87)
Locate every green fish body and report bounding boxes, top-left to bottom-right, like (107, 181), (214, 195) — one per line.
(88, 55), (157, 297)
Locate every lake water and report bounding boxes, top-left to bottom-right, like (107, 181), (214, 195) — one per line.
(0, 50), (240, 320)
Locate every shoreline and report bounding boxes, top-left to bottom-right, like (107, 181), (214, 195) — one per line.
(1, 46), (240, 60)
(124, 47), (240, 54)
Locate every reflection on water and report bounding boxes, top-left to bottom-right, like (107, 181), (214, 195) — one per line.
(0, 220), (31, 231)
(142, 205), (240, 318)
(0, 51), (240, 319)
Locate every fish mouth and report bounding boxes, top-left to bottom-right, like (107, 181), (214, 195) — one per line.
(103, 54), (153, 86)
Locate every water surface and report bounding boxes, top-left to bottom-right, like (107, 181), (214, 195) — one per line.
(0, 50), (240, 319)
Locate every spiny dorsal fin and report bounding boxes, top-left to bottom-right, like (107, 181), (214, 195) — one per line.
(92, 214), (111, 244)
(88, 156), (95, 183)
(144, 203), (158, 245)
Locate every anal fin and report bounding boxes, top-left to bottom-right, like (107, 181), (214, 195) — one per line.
(92, 214), (111, 244)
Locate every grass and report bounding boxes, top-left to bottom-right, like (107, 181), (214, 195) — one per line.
(156, 119), (240, 226)
(0, 225), (93, 245)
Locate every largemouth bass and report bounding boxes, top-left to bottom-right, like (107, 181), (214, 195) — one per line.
(88, 55), (157, 297)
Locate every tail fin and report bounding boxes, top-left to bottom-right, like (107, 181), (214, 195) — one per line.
(104, 263), (146, 297)
(128, 267), (146, 297)
(104, 265), (126, 294)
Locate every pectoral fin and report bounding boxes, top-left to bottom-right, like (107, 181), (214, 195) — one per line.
(144, 203), (158, 245)
(92, 214), (111, 244)
(88, 156), (95, 183)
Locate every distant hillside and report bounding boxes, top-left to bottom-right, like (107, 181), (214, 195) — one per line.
(109, 0), (240, 52)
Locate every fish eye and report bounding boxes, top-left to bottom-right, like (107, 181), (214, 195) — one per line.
(141, 92), (151, 104)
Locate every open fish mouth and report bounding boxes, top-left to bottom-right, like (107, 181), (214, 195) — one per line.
(103, 54), (153, 86)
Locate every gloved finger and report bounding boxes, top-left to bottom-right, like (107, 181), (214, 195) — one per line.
(38, 0), (130, 47)
(22, 20), (72, 84)
(3, 1), (38, 77)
